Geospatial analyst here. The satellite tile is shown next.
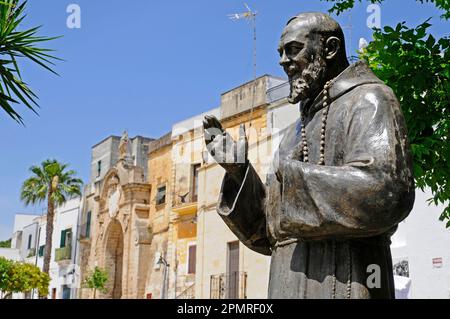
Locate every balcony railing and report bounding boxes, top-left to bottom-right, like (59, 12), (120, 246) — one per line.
(176, 284), (195, 299)
(172, 192), (198, 208)
(55, 245), (72, 262)
(210, 271), (247, 299)
(26, 248), (36, 258)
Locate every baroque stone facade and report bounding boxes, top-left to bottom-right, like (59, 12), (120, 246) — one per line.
(80, 158), (152, 299)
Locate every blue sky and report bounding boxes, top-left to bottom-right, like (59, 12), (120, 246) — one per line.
(0, 0), (448, 240)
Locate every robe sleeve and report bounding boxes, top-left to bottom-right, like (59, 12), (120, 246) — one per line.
(279, 85), (415, 239)
(216, 163), (272, 255)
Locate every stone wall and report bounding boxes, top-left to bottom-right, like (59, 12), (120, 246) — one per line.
(145, 141), (173, 299)
(221, 76), (268, 119)
(90, 136), (120, 182)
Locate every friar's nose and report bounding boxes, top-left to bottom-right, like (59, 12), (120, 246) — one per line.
(279, 50), (289, 66)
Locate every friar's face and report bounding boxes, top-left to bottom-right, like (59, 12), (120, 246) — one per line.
(278, 19), (328, 104)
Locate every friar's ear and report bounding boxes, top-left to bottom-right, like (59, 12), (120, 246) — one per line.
(325, 36), (341, 61)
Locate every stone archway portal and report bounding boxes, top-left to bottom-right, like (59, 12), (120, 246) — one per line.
(104, 220), (124, 299)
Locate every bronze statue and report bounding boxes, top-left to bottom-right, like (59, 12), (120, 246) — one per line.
(203, 12), (415, 299)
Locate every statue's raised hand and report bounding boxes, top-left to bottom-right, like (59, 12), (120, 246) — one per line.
(203, 115), (248, 182)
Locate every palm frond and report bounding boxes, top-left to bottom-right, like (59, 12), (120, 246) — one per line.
(0, 0), (61, 123)
(20, 175), (47, 205)
(21, 159), (83, 208)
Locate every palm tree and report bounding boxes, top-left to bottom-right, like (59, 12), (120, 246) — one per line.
(0, 0), (60, 123)
(20, 159), (83, 276)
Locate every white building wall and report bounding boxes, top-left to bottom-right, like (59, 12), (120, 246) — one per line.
(0, 248), (21, 261)
(12, 214), (39, 234)
(8, 197), (82, 299)
(391, 189), (450, 299)
(48, 197), (82, 299)
(10, 214), (40, 249)
(20, 222), (39, 260)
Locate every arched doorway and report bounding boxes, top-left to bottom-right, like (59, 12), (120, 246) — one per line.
(104, 220), (124, 299)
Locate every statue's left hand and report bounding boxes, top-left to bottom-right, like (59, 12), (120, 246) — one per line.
(203, 115), (249, 182)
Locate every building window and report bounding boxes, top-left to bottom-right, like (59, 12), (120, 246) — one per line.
(187, 244), (197, 274)
(27, 234), (32, 249)
(97, 160), (102, 177)
(85, 211), (91, 239)
(227, 241), (240, 299)
(192, 163), (201, 202)
(60, 228), (72, 248)
(156, 185), (166, 205)
(38, 245), (45, 257)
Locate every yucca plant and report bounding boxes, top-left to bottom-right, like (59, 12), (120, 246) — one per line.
(0, 0), (60, 123)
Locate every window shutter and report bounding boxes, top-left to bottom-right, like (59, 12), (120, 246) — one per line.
(60, 229), (66, 247)
(66, 229), (72, 246)
(39, 245), (45, 257)
(188, 245), (196, 274)
(86, 211), (91, 238)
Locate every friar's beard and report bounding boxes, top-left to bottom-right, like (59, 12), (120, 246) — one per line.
(287, 57), (327, 105)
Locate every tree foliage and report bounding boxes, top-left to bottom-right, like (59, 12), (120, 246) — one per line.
(0, 256), (50, 299)
(0, 0), (60, 124)
(0, 238), (11, 248)
(322, 0), (450, 226)
(83, 267), (108, 299)
(321, 0), (450, 19)
(20, 159), (83, 207)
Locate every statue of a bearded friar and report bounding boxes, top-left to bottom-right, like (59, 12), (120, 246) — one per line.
(203, 12), (415, 299)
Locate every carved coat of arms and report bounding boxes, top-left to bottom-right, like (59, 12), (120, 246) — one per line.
(107, 175), (121, 219)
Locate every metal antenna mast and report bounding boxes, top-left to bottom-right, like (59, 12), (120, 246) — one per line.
(228, 3), (258, 131)
(342, 11), (357, 62)
(228, 4), (257, 272)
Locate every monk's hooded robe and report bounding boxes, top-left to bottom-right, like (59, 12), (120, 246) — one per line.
(217, 61), (415, 299)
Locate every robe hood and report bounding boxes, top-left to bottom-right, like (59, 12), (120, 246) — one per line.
(305, 61), (384, 118)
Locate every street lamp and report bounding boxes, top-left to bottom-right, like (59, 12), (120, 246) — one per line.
(157, 255), (170, 299)
(157, 255), (169, 267)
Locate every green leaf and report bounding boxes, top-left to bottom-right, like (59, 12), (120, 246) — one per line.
(426, 35), (436, 49)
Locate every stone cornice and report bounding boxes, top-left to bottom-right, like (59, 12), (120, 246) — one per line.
(122, 183), (151, 192)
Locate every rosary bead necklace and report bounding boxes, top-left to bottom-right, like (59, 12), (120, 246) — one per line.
(300, 79), (333, 166)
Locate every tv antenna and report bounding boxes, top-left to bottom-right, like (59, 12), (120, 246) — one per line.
(228, 3), (258, 132)
(341, 11), (358, 62)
